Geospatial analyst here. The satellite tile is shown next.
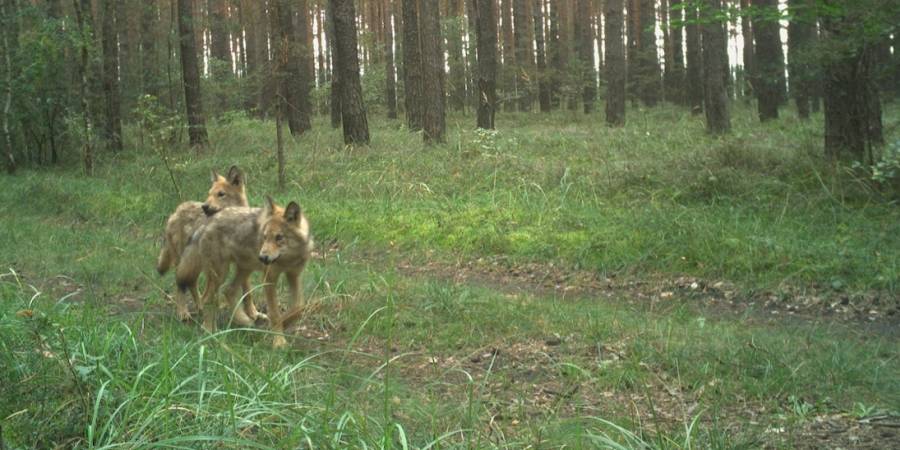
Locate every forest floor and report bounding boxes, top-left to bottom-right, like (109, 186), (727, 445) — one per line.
(1, 104), (899, 448)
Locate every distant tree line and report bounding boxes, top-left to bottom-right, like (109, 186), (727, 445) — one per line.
(0, 0), (897, 175)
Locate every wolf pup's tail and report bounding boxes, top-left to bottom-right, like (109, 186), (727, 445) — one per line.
(175, 241), (203, 293)
(156, 243), (174, 275)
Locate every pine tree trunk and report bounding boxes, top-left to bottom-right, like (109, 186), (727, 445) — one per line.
(787, 0), (815, 119)
(401, 0), (424, 130)
(101, 0), (123, 152)
(514, 0), (533, 111)
(752, 0), (782, 121)
(574, 0), (595, 113)
(739, 0), (753, 99)
(604, 0), (625, 126)
(548, 0), (561, 108)
(475, 0), (498, 128)
(384, 0), (399, 118)
(141, 1), (160, 98)
(668, 0), (685, 105)
(178, 0), (210, 147)
(73, 0), (95, 174)
(1, 0), (16, 173)
(501, 0), (516, 111)
(209, 0), (231, 77)
(821, 3), (882, 161)
(420, 0), (446, 143)
(294, 0), (314, 132)
(532, 0), (551, 112)
(701, 0), (730, 134)
(635, 0), (660, 107)
(685, 1), (703, 114)
(326, 1), (342, 128)
(330, 0), (370, 144)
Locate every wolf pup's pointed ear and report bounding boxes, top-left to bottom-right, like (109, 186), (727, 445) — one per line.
(210, 169), (220, 183)
(284, 202), (302, 223)
(264, 195), (277, 216)
(227, 165), (243, 186)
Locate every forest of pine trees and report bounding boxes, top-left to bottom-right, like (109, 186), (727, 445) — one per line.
(1, 0), (898, 174)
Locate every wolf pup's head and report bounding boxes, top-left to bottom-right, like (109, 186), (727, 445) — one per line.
(202, 165), (248, 216)
(258, 196), (311, 266)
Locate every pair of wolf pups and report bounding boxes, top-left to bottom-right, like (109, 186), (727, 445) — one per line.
(156, 166), (312, 348)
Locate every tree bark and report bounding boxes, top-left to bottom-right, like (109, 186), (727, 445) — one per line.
(209, 0), (231, 78)
(420, 0), (445, 143)
(604, 0), (625, 126)
(739, 0), (754, 99)
(548, 0), (561, 108)
(1, 0), (16, 173)
(293, 0), (314, 133)
(501, 0), (516, 111)
(140, 1), (160, 98)
(330, 0), (370, 144)
(326, 0), (342, 128)
(701, 0), (730, 134)
(177, 0), (209, 147)
(752, 0), (783, 121)
(384, 0), (399, 118)
(685, 1), (703, 114)
(101, 0), (123, 152)
(73, 0), (95, 173)
(401, 0), (424, 130)
(635, 0), (660, 107)
(667, 0), (685, 105)
(787, 0), (815, 119)
(532, 0), (551, 112)
(574, 0), (596, 113)
(513, 0), (533, 111)
(475, 0), (498, 128)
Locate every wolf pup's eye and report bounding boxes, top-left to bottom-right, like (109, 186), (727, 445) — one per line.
(275, 234), (285, 243)
(217, 191), (226, 197)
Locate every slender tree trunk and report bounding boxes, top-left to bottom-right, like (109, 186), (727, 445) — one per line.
(701, 0), (730, 134)
(101, 0), (123, 152)
(294, 0), (314, 133)
(209, 0), (231, 77)
(668, 0), (685, 105)
(635, 0), (660, 106)
(326, 1), (341, 128)
(532, 0), (551, 112)
(447, 0), (467, 111)
(141, 1), (160, 98)
(752, 0), (782, 121)
(604, 0), (625, 126)
(73, 0), (95, 174)
(561, 0), (577, 110)
(821, 3), (882, 161)
(513, 0), (533, 111)
(685, 1), (703, 114)
(787, 0), (815, 119)
(178, 0), (210, 147)
(401, 0), (424, 130)
(574, 0), (596, 113)
(384, 0), (399, 118)
(420, 0), (445, 143)
(501, 0), (516, 111)
(739, 0), (754, 99)
(475, 0), (498, 128)
(1, 0), (16, 173)
(547, 0), (561, 108)
(330, 0), (370, 144)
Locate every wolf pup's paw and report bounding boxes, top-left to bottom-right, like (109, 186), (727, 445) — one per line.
(272, 335), (288, 349)
(254, 312), (270, 327)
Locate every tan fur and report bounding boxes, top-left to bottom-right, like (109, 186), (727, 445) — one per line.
(175, 197), (313, 348)
(157, 166), (260, 323)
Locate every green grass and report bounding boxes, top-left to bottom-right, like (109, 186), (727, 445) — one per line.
(1, 103), (898, 448)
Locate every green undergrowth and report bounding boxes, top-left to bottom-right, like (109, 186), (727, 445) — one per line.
(1, 103), (899, 447)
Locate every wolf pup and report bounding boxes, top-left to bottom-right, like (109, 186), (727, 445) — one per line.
(156, 166), (261, 323)
(176, 197), (313, 348)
